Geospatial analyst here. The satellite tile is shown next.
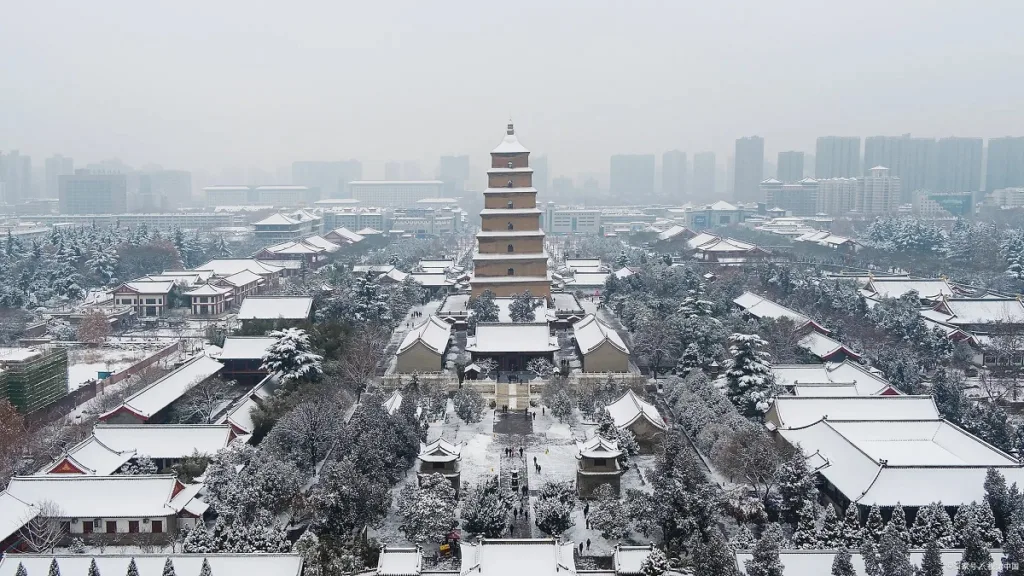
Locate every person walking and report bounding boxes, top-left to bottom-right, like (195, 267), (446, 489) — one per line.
(584, 502), (590, 517)
(586, 539), (591, 550)
(519, 447), (523, 458)
(578, 542), (584, 555)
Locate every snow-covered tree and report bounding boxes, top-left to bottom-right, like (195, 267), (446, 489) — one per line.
(15, 563), (27, 576)
(860, 540), (880, 576)
(888, 503), (911, 544)
(1003, 523), (1024, 576)
(508, 290), (537, 322)
(261, 328), (323, 384)
(864, 504), (886, 544)
(589, 484), (629, 539)
(460, 477), (514, 538)
(308, 459), (391, 538)
(842, 505), (864, 548)
(86, 247), (119, 285)
(127, 558), (140, 576)
(730, 524), (756, 551)
(819, 505), (844, 549)
(920, 538), (943, 576)
(47, 319), (76, 341)
(911, 502), (954, 548)
(831, 549), (855, 576)
(985, 468), (1010, 531)
(170, 376), (236, 424)
(398, 473), (456, 543)
(199, 558), (212, 576)
(349, 273), (393, 326)
(745, 523), (784, 576)
(78, 310), (112, 345)
(88, 559), (101, 576)
(959, 519), (992, 576)
(48, 558), (61, 576)
(693, 529), (739, 576)
(614, 250), (629, 269)
(534, 481), (576, 536)
(725, 333), (778, 417)
(878, 523), (914, 576)
(791, 498), (821, 549)
(161, 558), (176, 576)
(527, 357), (554, 379)
(469, 290), (499, 323)
(549, 389), (574, 423)
(453, 386), (486, 423)
(263, 400), (342, 471)
(776, 450), (818, 525)
(639, 548), (669, 576)
(118, 455), (158, 475)
(183, 523), (216, 553)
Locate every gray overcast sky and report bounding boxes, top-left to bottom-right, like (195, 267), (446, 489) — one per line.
(2, 0), (1023, 178)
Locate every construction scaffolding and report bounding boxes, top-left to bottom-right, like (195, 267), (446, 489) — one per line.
(0, 347), (69, 413)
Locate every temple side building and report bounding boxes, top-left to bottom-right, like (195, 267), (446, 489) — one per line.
(471, 121), (550, 300)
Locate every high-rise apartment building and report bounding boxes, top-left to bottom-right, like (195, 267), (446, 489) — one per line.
(439, 155), (471, 197)
(935, 137), (983, 193)
(987, 137), (1024, 192)
(59, 171), (128, 214)
(402, 161), (423, 180)
(692, 152), (716, 197)
(0, 151), (32, 204)
(292, 160), (362, 199)
(609, 154), (655, 199)
(733, 137), (764, 203)
(815, 136), (861, 179)
(858, 166), (901, 214)
(816, 178), (858, 216)
(44, 155), (74, 199)
(139, 170), (191, 211)
(760, 178), (819, 216)
(384, 162), (402, 180)
(776, 151), (804, 183)
(662, 150), (687, 199)
(863, 135), (937, 201)
(349, 181), (444, 207)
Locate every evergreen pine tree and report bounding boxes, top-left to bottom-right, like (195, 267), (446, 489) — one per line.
(842, 505), (864, 548)
(1009, 483), (1023, 527)
(986, 468), (1010, 531)
(977, 499), (1004, 547)
(959, 520), (992, 576)
(864, 504), (886, 544)
(911, 502), (954, 548)
(777, 451), (818, 526)
(639, 548), (669, 576)
(745, 524), (784, 576)
(831, 548), (855, 576)
(88, 559), (101, 576)
(1003, 523), (1024, 576)
(919, 538), (943, 576)
(15, 563), (27, 576)
(819, 505), (844, 549)
(692, 531), (739, 576)
(162, 558), (177, 576)
(954, 503), (981, 548)
(725, 333), (778, 417)
(878, 523), (914, 576)
(888, 503), (911, 544)
(860, 540), (880, 576)
(791, 498), (821, 549)
(183, 523), (215, 553)
(126, 559), (139, 576)
(730, 524), (756, 551)
(199, 559), (213, 576)
(48, 558), (61, 576)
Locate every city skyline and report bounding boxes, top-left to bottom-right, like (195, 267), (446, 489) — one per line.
(2, 1), (1023, 178)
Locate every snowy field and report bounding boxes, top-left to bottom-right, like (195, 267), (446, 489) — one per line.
(67, 344), (166, 391)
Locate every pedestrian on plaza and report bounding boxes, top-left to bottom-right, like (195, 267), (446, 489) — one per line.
(586, 539), (591, 550)
(584, 502), (590, 517)
(579, 542), (584, 554)
(514, 508), (518, 519)
(519, 447), (523, 458)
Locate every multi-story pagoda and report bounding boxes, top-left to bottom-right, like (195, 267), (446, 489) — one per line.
(471, 121), (550, 300)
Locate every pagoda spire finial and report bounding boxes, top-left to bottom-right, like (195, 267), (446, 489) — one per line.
(507, 118), (514, 135)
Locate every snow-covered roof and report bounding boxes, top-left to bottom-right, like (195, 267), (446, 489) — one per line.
(383, 390), (403, 415)
(576, 436), (622, 459)
(769, 396), (939, 428)
(263, 240), (324, 255)
(709, 200), (739, 211)
(460, 538), (576, 576)
(418, 438), (461, 463)
(92, 424), (235, 460)
(491, 121), (530, 154)
(467, 323), (558, 354)
(656, 225), (690, 241)
(219, 336), (278, 360)
(410, 273), (455, 287)
(567, 272), (611, 287)
(163, 269), (214, 282)
(398, 316), (452, 355)
(356, 227), (383, 235)
(862, 277), (954, 301)
(614, 267), (637, 279)
(0, 554), (304, 576)
(219, 269), (263, 288)
(476, 230), (546, 238)
(142, 273), (202, 287)
(184, 283), (232, 297)
(383, 268), (410, 283)
(605, 389), (667, 431)
(100, 355), (223, 421)
(328, 227), (365, 244)
(0, 491), (38, 543)
(237, 296), (313, 320)
(614, 545), (654, 576)
(797, 331), (860, 361)
(377, 547), (423, 576)
(550, 292), (584, 313)
(255, 213), (300, 226)
(119, 280), (175, 294)
(302, 235), (342, 252)
(733, 292), (818, 329)
(197, 259), (283, 277)
(932, 298), (1024, 325)
(565, 258), (602, 268)
(573, 314), (629, 355)
(5, 474), (192, 518)
(479, 207), (542, 216)
(772, 362), (894, 396)
(352, 264), (395, 274)
(734, 549), (1004, 576)
(778, 419), (1024, 507)
(217, 375), (277, 436)
(43, 435), (134, 475)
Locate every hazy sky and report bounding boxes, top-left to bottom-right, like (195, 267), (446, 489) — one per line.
(2, 0), (1023, 179)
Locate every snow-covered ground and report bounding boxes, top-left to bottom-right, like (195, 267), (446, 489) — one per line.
(67, 345), (163, 391)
